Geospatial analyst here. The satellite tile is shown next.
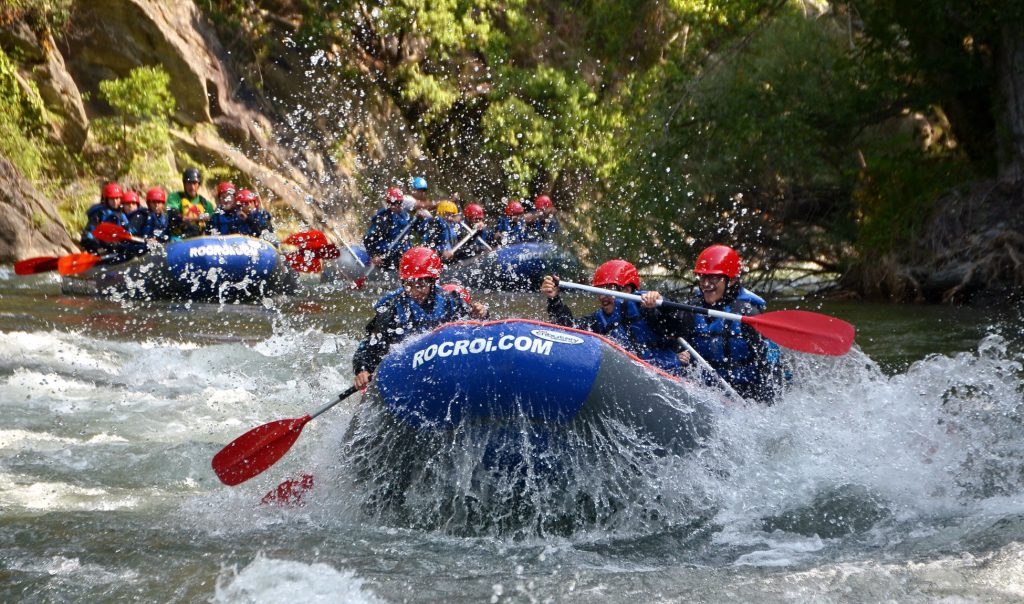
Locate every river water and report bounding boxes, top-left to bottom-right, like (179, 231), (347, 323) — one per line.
(1, 267), (1022, 603)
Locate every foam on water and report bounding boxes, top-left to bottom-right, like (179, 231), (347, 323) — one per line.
(250, 330), (1024, 549)
(213, 555), (386, 604)
(0, 326), (359, 517)
(697, 333), (1024, 565)
(2, 314), (1021, 602)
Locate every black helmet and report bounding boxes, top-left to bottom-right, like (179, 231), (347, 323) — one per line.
(182, 167), (201, 184)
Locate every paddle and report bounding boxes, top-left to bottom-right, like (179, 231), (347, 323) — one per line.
(283, 229), (330, 250)
(14, 256), (60, 275)
(558, 280), (855, 356)
(211, 385), (360, 486)
(356, 217), (419, 288)
(283, 230), (342, 273)
(459, 221), (494, 251)
(677, 337), (744, 401)
(57, 252), (118, 276)
(450, 225), (480, 255)
(93, 223), (144, 244)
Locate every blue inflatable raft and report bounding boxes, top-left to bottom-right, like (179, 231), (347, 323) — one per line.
(61, 235), (299, 301)
(321, 241), (580, 291)
(342, 319), (716, 534)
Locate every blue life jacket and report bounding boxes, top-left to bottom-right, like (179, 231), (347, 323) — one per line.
(495, 216), (527, 244)
(374, 287), (463, 332)
(526, 216), (560, 241)
(420, 216), (459, 253)
(588, 297), (682, 374)
(139, 211), (170, 242)
(126, 208), (169, 246)
(81, 203), (129, 251)
(248, 208), (273, 237)
(363, 208), (411, 256)
(689, 287), (779, 387)
(211, 208), (249, 235)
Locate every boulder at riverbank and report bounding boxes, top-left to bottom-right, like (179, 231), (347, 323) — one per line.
(0, 157), (76, 261)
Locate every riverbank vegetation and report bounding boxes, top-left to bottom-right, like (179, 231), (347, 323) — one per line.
(2, 0), (1021, 301)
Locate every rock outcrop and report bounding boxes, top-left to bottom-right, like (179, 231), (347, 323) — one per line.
(0, 0), (397, 263)
(0, 156), (76, 261)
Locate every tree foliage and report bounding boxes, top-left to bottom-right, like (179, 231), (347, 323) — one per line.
(90, 66), (177, 185)
(0, 46), (55, 182)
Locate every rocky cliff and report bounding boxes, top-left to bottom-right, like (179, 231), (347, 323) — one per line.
(0, 0), (426, 263)
(0, 156), (76, 260)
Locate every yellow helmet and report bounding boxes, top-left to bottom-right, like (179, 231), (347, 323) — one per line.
(436, 200), (459, 216)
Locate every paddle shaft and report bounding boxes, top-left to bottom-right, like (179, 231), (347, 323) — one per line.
(560, 280), (746, 322)
(342, 240), (368, 268)
(361, 217), (418, 282)
(310, 385), (358, 420)
(460, 222), (494, 251)
(677, 337), (744, 401)
(451, 226), (479, 254)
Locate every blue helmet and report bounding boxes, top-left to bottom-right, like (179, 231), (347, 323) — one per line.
(411, 176), (428, 190)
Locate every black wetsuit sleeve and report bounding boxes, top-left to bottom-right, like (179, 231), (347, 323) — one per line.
(352, 305), (399, 374)
(640, 305), (684, 351)
(650, 290), (699, 342)
(362, 213), (390, 256)
(546, 296), (576, 327)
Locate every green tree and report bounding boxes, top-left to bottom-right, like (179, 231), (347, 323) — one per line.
(850, 0), (1024, 182)
(0, 47), (52, 182)
(90, 66), (177, 184)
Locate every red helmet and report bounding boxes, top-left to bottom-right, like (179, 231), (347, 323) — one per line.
(217, 181), (236, 196)
(534, 195), (553, 210)
(235, 189), (258, 205)
(146, 187), (167, 203)
(121, 190), (140, 205)
(463, 203), (484, 222)
(592, 259), (640, 290)
(694, 244), (741, 279)
(398, 247), (443, 280)
(504, 200), (524, 216)
(441, 283), (471, 304)
(102, 182), (123, 200)
(386, 186), (404, 204)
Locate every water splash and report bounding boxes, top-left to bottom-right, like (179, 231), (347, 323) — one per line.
(284, 332), (1024, 546)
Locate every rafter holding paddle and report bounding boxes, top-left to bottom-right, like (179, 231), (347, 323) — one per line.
(354, 217), (419, 288)
(458, 221), (494, 252)
(558, 280), (856, 356)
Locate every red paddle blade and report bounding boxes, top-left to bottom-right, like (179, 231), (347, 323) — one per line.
(212, 416), (312, 486)
(93, 223), (133, 243)
(14, 256), (59, 275)
(57, 253), (103, 276)
(284, 251), (323, 273)
(283, 230), (329, 250)
(744, 309), (855, 356)
(314, 243), (341, 260)
(261, 473), (315, 506)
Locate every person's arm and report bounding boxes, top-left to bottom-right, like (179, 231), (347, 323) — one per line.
(546, 296), (577, 327)
(362, 212), (388, 257)
(352, 307), (397, 378)
(251, 209), (272, 234)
